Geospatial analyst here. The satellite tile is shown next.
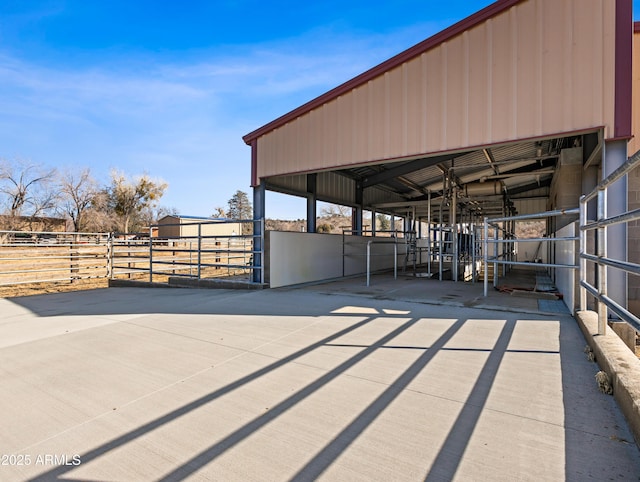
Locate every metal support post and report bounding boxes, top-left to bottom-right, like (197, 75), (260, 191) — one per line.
(452, 189), (458, 282)
(484, 218), (489, 296)
(493, 222), (499, 288)
(253, 183), (265, 284)
(597, 188), (607, 334)
(579, 197), (587, 311)
(427, 191), (432, 277)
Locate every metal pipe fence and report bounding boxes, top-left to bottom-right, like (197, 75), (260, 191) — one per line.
(0, 231), (111, 286)
(0, 219), (265, 288)
(580, 149), (640, 335)
(483, 209), (579, 297)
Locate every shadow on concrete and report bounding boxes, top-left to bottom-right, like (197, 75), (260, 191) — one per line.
(17, 287), (639, 480)
(30, 308), (470, 481)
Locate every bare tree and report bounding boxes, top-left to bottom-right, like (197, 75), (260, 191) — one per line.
(320, 203), (351, 217)
(0, 160), (58, 229)
(82, 190), (119, 233)
(211, 206), (226, 218)
(140, 205), (178, 227)
(107, 170), (168, 233)
(57, 168), (99, 232)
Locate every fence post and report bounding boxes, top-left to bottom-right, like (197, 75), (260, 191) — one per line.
(107, 233), (113, 279)
(149, 234), (153, 283)
(579, 197), (586, 311)
(197, 223), (202, 279)
(70, 234), (79, 283)
(597, 188), (607, 335)
(484, 218), (489, 296)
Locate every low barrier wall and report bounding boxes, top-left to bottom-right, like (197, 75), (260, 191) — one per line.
(266, 231), (405, 288)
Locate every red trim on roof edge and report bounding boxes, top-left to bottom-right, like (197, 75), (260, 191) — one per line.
(614, 0), (633, 139)
(635, 21), (640, 33)
(242, 0), (524, 145)
(250, 139), (258, 187)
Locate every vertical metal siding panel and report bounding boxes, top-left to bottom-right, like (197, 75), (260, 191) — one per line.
(562, 0), (575, 132)
(420, 53), (429, 152)
(490, 10), (513, 141)
(573, 1), (600, 130)
(541, 1), (566, 136)
(405, 57), (423, 155)
(323, 101), (339, 168)
(535, 0), (544, 134)
(486, 19), (494, 142)
(425, 48), (443, 151)
(515, 0), (538, 138)
(291, 119), (300, 172)
(445, 37), (464, 148)
(304, 115), (314, 168)
(592, 0), (605, 127)
(462, 31), (470, 146)
(259, 131), (276, 179)
(369, 78), (386, 159)
(387, 67), (404, 157)
(277, 127), (289, 175)
(351, 86), (368, 162)
(467, 24), (489, 146)
(337, 94), (353, 164)
(288, 121), (299, 173)
(440, 43), (448, 150)
(308, 109), (322, 173)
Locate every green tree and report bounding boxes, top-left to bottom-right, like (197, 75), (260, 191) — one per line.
(227, 190), (252, 234)
(107, 170), (167, 233)
(376, 213), (390, 231)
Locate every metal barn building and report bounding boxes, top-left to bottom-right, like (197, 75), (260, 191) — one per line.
(243, 0), (639, 324)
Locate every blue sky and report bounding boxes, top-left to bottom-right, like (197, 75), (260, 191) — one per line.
(1, 1), (639, 220)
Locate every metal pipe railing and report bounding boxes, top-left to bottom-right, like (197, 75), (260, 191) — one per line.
(483, 208), (579, 297)
(579, 149), (640, 334)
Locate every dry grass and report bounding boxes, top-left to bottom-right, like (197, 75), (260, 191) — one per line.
(0, 278), (109, 298)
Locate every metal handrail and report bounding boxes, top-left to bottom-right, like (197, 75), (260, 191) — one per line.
(579, 149), (640, 334)
(483, 209), (580, 297)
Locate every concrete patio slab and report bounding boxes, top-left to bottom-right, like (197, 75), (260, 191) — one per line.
(0, 284), (638, 481)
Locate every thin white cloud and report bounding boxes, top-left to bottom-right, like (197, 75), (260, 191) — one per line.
(0, 19), (448, 216)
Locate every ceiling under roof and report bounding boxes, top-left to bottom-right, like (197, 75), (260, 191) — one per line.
(265, 130), (601, 222)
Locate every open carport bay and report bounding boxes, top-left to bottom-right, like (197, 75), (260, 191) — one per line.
(0, 284), (639, 481)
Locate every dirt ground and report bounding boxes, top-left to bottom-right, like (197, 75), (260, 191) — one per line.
(0, 279), (110, 298)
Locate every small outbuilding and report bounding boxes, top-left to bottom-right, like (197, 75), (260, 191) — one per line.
(157, 215), (243, 239)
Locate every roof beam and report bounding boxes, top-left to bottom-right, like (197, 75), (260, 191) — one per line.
(361, 153), (466, 188)
(482, 148), (500, 175)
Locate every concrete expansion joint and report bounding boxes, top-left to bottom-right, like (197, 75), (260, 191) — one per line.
(576, 310), (640, 448)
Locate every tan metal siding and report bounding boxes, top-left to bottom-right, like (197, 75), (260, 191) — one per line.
(256, 0), (618, 180)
